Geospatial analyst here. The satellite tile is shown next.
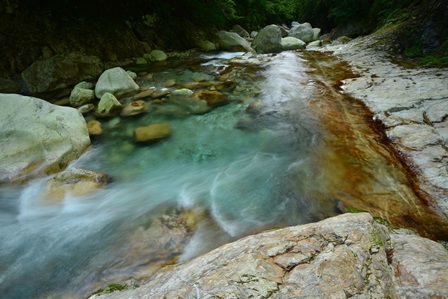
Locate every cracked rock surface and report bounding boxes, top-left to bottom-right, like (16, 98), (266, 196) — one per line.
(90, 213), (448, 299)
(326, 32), (448, 218)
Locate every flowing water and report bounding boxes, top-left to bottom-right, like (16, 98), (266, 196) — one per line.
(0, 51), (447, 298)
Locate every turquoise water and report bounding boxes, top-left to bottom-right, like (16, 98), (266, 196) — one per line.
(0, 52), (338, 298)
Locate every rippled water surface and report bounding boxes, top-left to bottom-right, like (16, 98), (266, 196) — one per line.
(0, 51), (446, 298)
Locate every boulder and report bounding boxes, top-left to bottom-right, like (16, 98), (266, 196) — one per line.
(250, 31), (258, 38)
(136, 57), (148, 65)
(69, 87), (95, 107)
(197, 40), (217, 52)
(78, 104), (95, 115)
(21, 52), (102, 94)
(308, 40), (323, 47)
(291, 21), (300, 27)
(172, 88), (194, 96)
(0, 94), (90, 183)
(150, 50), (168, 62)
(134, 123), (171, 143)
(41, 168), (110, 203)
(133, 88), (156, 100)
(252, 25), (283, 54)
(126, 71), (138, 80)
(289, 23), (314, 43)
(95, 67), (139, 99)
(313, 28), (321, 41)
(216, 31), (255, 53)
(96, 92), (123, 117)
(232, 24), (250, 39)
(281, 37), (306, 51)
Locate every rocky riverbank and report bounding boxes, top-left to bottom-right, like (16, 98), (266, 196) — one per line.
(324, 26), (448, 220)
(90, 213), (448, 299)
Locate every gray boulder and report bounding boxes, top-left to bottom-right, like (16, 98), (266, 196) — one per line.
(96, 92), (123, 117)
(308, 40), (323, 47)
(252, 25), (282, 54)
(232, 24), (250, 39)
(150, 50), (168, 62)
(313, 28), (321, 41)
(21, 52), (102, 94)
(217, 31), (255, 53)
(69, 87), (95, 107)
(95, 67), (139, 99)
(0, 94), (90, 183)
(281, 37), (306, 51)
(291, 21), (300, 27)
(289, 23), (314, 43)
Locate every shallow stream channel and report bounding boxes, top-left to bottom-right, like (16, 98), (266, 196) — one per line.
(1, 51), (447, 298)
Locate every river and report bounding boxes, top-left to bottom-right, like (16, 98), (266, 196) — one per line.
(0, 51), (446, 298)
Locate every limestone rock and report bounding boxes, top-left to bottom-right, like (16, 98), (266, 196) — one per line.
(425, 98), (448, 123)
(289, 23), (315, 43)
(391, 233), (448, 298)
(151, 89), (171, 99)
(0, 94), (90, 183)
(281, 37), (306, 51)
(252, 25), (282, 54)
(69, 87), (95, 107)
(216, 31), (255, 53)
(387, 124), (440, 150)
(308, 40), (323, 47)
(96, 92), (123, 117)
(41, 168), (110, 203)
(136, 57), (148, 65)
(134, 123), (171, 143)
(121, 100), (149, 117)
(21, 52), (102, 94)
(150, 50), (168, 62)
(133, 88), (156, 100)
(74, 81), (94, 89)
(172, 88), (194, 96)
(87, 120), (103, 136)
(95, 67), (139, 99)
(126, 71), (138, 80)
(78, 104), (95, 115)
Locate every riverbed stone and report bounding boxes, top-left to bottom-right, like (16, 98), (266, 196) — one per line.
(21, 52), (102, 94)
(0, 94), (90, 183)
(197, 40), (217, 52)
(424, 98), (448, 123)
(87, 120), (103, 136)
(133, 88), (156, 100)
(78, 103), (95, 115)
(232, 24), (250, 39)
(312, 28), (321, 41)
(281, 37), (306, 51)
(121, 100), (149, 116)
(289, 23), (314, 43)
(69, 86), (95, 107)
(217, 31), (255, 53)
(197, 91), (229, 107)
(252, 25), (282, 54)
(91, 213), (448, 299)
(134, 123), (171, 143)
(96, 92), (123, 117)
(95, 67), (139, 99)
(41, 167), (110, 203)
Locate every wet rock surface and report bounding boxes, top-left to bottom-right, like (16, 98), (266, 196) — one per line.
(326, 31), (448, 219)
(90, 213), (448, 299)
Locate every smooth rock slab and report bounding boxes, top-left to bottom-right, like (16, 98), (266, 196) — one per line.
(387, 124), (440, 150)
(0, 94), (90, 183)
(281, 37), (306, 51)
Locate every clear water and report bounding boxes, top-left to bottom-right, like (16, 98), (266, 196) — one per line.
(0, 52), (339, 298)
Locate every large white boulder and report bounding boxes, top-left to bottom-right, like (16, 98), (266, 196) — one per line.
(252, 25), (283, 54)
(289, 23), (314, 43)
(281, 37), (306, 51)
(0, 94), (90, 183)
(95, 67), (139, 99)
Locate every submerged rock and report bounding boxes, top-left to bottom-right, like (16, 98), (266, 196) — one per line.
(41, 167), (110, 203)
(0, 94), (90, 183)
(134, 123), (171, 143)
(92, 213), (448, 299)
(87, 120), (103, 136)
(95, 67), (139, 99)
